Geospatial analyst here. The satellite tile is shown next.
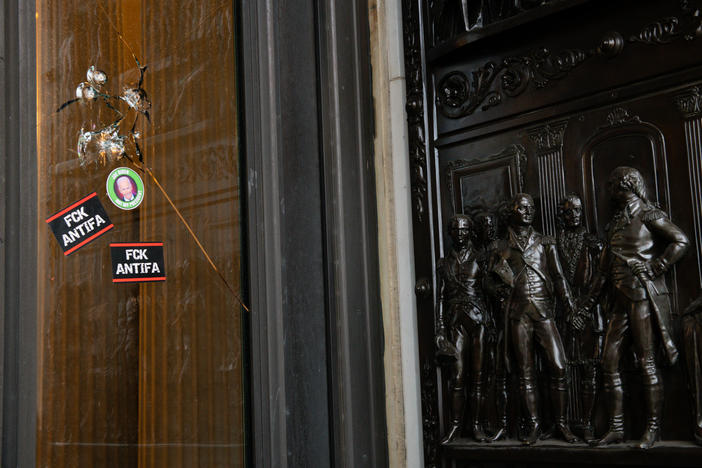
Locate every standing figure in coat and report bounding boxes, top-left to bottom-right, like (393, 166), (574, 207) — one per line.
(475, 210), (511, 440)
(556, 193), (604, 440)
(436, 214), (488, 443)
(581, 166), (689, 449)
(491, 193), (577, 445)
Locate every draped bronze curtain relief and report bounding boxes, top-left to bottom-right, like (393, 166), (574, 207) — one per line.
(36, 2), (245, 467)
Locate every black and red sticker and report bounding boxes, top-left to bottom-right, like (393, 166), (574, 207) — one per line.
(110, 242), (166, 283)
(45, 192), (114, 255)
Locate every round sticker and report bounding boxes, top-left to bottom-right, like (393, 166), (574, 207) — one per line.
(106, 167), (144, 210)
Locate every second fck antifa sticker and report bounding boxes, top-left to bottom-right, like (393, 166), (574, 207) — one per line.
(110, 242), (166, 283)
(106, 167), (144, 210)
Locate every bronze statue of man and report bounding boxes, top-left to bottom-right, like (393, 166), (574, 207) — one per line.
(475, 210), (510, 440)
(436, 214), (488, 443)
(583, 166), (689, 449)
(556, 193), (604, 440)
(491, 193), (577, 445)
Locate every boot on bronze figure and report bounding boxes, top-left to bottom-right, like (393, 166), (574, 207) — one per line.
(581, 369), (598, 441)
(519, 377), (541, 445)
(552, 376), (577, 443)
(490, 376), (509, 441)
(590, 372), (624, 446)
(635, 365), (663, 449)
(441, 387), (466, 444)
(470, 384), (488, 442)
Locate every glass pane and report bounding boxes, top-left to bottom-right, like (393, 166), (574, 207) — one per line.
(35, 2), (246, 467)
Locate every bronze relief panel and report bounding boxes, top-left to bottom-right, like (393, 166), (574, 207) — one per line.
(406, 1), (702, 465)
(425, 87), (702, 465)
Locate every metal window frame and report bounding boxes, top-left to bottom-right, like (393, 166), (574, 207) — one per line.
(2, 1), (38, 467)
(240, 0), (388, 466)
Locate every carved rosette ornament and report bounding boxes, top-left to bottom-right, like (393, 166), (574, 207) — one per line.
(674, 86), (702, 287)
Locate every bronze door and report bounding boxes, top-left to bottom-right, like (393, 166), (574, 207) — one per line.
(405, 0), (702, 466)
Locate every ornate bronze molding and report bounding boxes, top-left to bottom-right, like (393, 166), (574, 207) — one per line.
(437, 48), (589, 119)
(436, 2), (702, 119)
(629, 17), (681, 44)
(674, 86), (702, 119)
(402, 0), (428, 223)
(602, 107), (642, 128)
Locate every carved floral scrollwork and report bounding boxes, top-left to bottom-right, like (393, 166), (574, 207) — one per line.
(629, 17), (681, 44)
(524, 48), (589, 88)
(437, 48), (590, 119)
(437, 1), (702, 119)
(437, 66), (502, 118)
